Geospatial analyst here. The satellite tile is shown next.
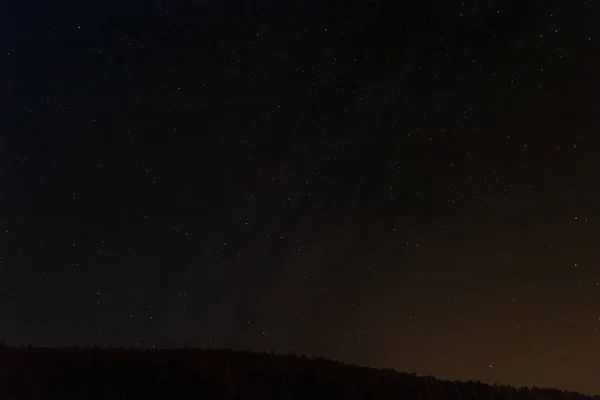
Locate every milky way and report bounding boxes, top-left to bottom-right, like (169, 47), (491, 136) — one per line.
(4, 0), (600, 394)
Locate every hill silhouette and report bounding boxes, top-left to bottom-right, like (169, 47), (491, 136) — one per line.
(0, 344), (598, 400)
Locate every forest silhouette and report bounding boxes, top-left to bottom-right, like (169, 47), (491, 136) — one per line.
(1, 344), (598, 400)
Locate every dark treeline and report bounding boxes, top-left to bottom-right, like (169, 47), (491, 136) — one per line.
(0, 344), (597, 400)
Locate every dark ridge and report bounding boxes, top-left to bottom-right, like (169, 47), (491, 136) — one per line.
(0, 344), (598, 399)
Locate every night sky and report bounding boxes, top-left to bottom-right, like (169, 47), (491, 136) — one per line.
(4, 0), (600, 394)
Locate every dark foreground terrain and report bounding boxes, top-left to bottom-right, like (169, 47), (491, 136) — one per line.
(0, 345), (597, 400)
